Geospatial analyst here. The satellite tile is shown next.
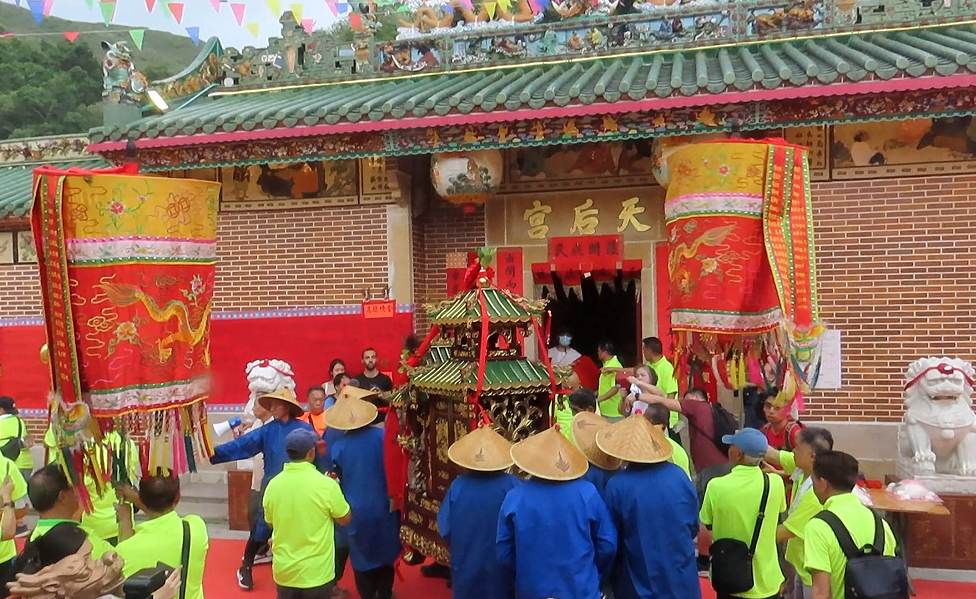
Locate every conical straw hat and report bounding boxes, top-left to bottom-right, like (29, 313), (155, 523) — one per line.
(595, 414), (673, 464)
(510, 427), (588, 481)
(572, 412), (623, 471)
(448, 426), (514, 472)
(258, 387), (304, 418)
(322, 386), (379, 431)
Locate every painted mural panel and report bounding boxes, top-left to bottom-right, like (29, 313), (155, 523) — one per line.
(219, 160), (359, 210)
(831, 117), (976, 169)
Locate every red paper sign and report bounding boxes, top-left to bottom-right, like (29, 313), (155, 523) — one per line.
(496, 248), (524, 296)
(446, 268), (466, 296)
(363, 300), (396, 319)
(548, 235), (622, 271)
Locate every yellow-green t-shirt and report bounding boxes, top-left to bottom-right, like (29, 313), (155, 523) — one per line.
(554, 394), (575, 442)
(700, 465), (787, 598)
(667, 438), (691, 479)
(804, 493), (898, 599)
(115, 511), (209, 599)
(783, 480), (822, 586)
(264, 461), (351, 589)
(598, 356), (623, 417)
(648, 357), (680, 427)
(0, 458), (28, 562)
(0, 415), (33, 470)
(31, 518), (115, 559)
(78, 431), (141, 541)
(43, 427), (57, 465)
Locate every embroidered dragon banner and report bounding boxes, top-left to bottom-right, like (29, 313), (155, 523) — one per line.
(664, 139), (823, 404)
(32, 165), (220, 480)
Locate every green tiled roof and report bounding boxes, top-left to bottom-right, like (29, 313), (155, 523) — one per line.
(90, 25), (976, 144)
(0, 159), (112, 219)
(426, 287), (545, 326)
(411, 359), (552, 395)
(424, 346), (453, 365)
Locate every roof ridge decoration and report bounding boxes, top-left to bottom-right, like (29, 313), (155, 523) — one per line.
(0, 136), (93, 165)
(210, 0), (973, 91)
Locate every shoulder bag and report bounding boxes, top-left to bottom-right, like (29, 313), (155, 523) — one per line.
(708, 471), (770, 595)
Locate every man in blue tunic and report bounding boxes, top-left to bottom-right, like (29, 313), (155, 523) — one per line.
(324, 386), (402, 599)
(438, 425), (519, 599)
(211, 387), (326, 591)
(497, 427), (617, 599)
(572, 411), (622, 501)
(597, 414), (701, 599)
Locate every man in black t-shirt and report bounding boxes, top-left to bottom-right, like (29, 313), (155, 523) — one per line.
(353, 347), (393, 393)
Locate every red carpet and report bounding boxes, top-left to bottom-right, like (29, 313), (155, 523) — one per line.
(203, 539), (975, 599)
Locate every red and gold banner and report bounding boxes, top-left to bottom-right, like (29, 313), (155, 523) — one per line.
(32, 165), (220, 475)
(664, 139), (821, 399)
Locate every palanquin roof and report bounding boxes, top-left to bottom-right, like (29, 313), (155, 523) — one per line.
(411, 358), (553, 395)
(425, 287), (545, 326)
(86, 2), (976, 155)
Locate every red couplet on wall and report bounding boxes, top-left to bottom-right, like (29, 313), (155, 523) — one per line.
(548, 235), (623, 271)
(655, 241), (674, 356)
(496, 248), (524, 296)
(0, 311), (415, 410)
(446, 268), (466, 296)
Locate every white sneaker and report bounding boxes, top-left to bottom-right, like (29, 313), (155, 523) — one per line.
(253, 552), (273, 565)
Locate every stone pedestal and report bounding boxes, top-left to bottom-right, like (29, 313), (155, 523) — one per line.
(890, 470), (976, 570)
(228, 470), (252, 532)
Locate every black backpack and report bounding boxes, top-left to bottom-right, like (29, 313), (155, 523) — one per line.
(709, 404), (739, 455)
(0, 419), (25, 461)
(814, 510), (909, 599)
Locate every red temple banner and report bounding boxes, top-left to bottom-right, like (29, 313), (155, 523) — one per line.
(548, 235), (622, 272)
(32, 165), (220, 476)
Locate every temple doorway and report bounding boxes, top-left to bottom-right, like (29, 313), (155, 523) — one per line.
(542, 272), (642, 369)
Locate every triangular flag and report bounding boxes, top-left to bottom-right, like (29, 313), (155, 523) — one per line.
(209, 0), (220, 11)
(185, 26), (200, 45)
(336, 2), (348, 14)
(99, 0), (116, 25)
(129, 29), (145, 50)
(326, 1), (337, 17)
(84, 0), (95, 10)
(27, 0), (44, 25)
(169, 2), (184, 23)
(145, 0), (156, 11)
(301, 18), (314, 34)
(246, 22), (260, 39)
(63, 31), (81, 43)
(348, 12), (361, 28)
(484, 2), (496, 19)
(395, 4), (410, 11)
(497, 0), (511, 12)
(266, 0), (281, 15)
(459, 0), (473, 9)
(230, 2), (246, 25)
(43, 0), (54, 16)
(290, 3), (303, 21)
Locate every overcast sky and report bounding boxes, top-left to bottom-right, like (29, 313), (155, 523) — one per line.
(2, 0), (340, 48)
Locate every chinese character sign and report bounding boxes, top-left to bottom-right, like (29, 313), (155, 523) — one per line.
(496, 248), (524, 296)
(549, 235), (622, 271)
(446, 268), (466, 296)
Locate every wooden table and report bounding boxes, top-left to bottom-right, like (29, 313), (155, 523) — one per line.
(866, 489), (951, 596)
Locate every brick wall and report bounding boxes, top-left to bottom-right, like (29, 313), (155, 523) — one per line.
(411, 198), (487, 333)
(0, 205), (390, 318)
(806, 174), (976, 423)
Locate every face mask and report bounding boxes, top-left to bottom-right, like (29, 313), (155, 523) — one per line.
(558, 335), (572, 347)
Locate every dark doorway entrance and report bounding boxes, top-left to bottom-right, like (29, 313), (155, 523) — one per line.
(542, 273), (641, 368)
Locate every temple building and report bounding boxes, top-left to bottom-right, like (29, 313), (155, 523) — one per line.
(1, 1), (976, 565)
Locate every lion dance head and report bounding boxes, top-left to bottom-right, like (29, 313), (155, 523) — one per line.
(244, 359), (296, 418)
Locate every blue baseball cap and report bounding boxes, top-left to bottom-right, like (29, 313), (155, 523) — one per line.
(285, 429), (319, 456)
(722, 428), (769, 458)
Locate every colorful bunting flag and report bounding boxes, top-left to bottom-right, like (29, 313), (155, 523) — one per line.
(43, 0), (54, 16)
(497, 0), (511, 12)
(301, 18), (314, 34)
(395, 4), (410, 11)
(169, 2), (185, 23)
(246, 22), (260, 39)
(348, 12), (361, 29)
(129, 29), (145, 50)
(209, 0), (221, 11)
(84, 0), (96, 11)
(27, 0), (44, 26)
(145, 0), (156, 11)
(266, 0), (281, 16)
(63, 31), (80, 43)
(99, 0), (116, 25)
(230, 2), (246, 25)
(185, 26), (200, 45)
(336, 2), (348, 14)
(326, 1), (338, 16)
(484, 1), (497, 19)
(528, 0), (540, 13)
(291, 3), (304, 21)
(459, 0), (473, 9)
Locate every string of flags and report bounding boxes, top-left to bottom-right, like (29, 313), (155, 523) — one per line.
(6, 0), (563, 46)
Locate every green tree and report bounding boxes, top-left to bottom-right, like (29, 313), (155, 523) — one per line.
(0, 38), (102, 140)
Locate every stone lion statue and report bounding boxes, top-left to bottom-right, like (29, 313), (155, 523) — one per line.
(898, 357), (976, 476)
(244, 359), (296, 419)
